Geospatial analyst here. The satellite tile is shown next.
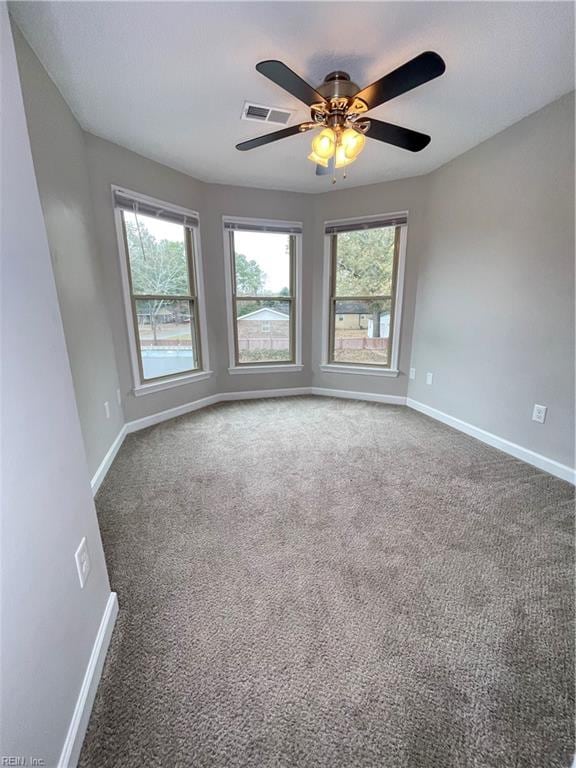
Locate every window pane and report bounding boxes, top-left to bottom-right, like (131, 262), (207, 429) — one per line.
(233, 231), (291, 297)
(124, 211), (190, 296)
(332, 299), (391, 366)
(236, 300), (291, 364)
(135, 299), (197, 379)
(334, 227), (396, 297)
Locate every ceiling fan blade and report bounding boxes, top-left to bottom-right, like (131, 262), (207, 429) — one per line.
(365, 119), (431, 152)
(236, 123), (315, 151)
(353, 52), (445, 111)
(256, 60), (326, 107)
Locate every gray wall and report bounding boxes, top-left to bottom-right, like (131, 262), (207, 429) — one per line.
(13, 26), (124, 478)
(1, 7), (112, 765)
(409, 92), (575, 467)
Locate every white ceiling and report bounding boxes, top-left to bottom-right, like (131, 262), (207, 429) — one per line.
(11, 1), (575, 193)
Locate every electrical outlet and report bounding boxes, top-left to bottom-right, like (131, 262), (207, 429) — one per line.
(426, 372), (433, 386)
(409, 368), (416, 380)
(104, 401), (110, 419)
(74, 537), (91, 589)
(532, 404), (547, 424)
(116, 388), (122, 406)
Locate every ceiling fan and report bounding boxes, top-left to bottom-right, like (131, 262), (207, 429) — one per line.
(236, 52), (446, 179)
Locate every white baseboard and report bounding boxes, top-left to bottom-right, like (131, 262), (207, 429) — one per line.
(91, 427), (127, 495)
(92, 388), (574, 494)
(218, 386), (312, 402)
(124, 387), (312, 434)
(125, 393), (221, 434)
(407, 398), (575, 484)
(311, 387), (406, 405)
(93, 389), (312, 493)
(58, 592), (118, 768)
(124, 387), (402, 437)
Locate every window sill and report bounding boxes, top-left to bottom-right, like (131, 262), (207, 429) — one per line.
(133, 370), (213, 397)
(228, 364), (304, 375)
(319, 364), (399, 378)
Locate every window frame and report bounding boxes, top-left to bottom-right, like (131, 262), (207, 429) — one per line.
(113, 186), (211, 396)
(321, 213), (408, 377)
(223, 216), (303, 374)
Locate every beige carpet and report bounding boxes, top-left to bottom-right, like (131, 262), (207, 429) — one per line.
(80, 397), (574, 768)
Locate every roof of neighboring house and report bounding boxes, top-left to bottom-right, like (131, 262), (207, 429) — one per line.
(237, 307), (289, 321)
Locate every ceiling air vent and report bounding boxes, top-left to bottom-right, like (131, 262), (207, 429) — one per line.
(241, 102), (293, 126)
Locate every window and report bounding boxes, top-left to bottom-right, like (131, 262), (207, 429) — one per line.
(114, 189), (209, 393)
(224, 218), (302, 371)
(324, 214), (407, 373)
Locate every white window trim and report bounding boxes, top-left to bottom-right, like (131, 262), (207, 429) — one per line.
(112, 185), (212, 396)
(228, 363), (304, 375)
(223, 215), (303, 374)
(318, 364), (399, 377)
(132, 370), (213, 397)
(320, 211), (408, 377)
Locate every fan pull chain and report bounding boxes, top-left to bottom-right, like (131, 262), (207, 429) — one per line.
(332, 133), (338, 184)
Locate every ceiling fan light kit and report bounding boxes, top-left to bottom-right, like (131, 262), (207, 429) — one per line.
(236, 52), (446, 184)
(308, 125), (367, 172)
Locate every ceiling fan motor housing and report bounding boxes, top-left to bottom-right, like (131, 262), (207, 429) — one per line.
(313, 71), (368, 130)
(318, 71), (360, 100)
